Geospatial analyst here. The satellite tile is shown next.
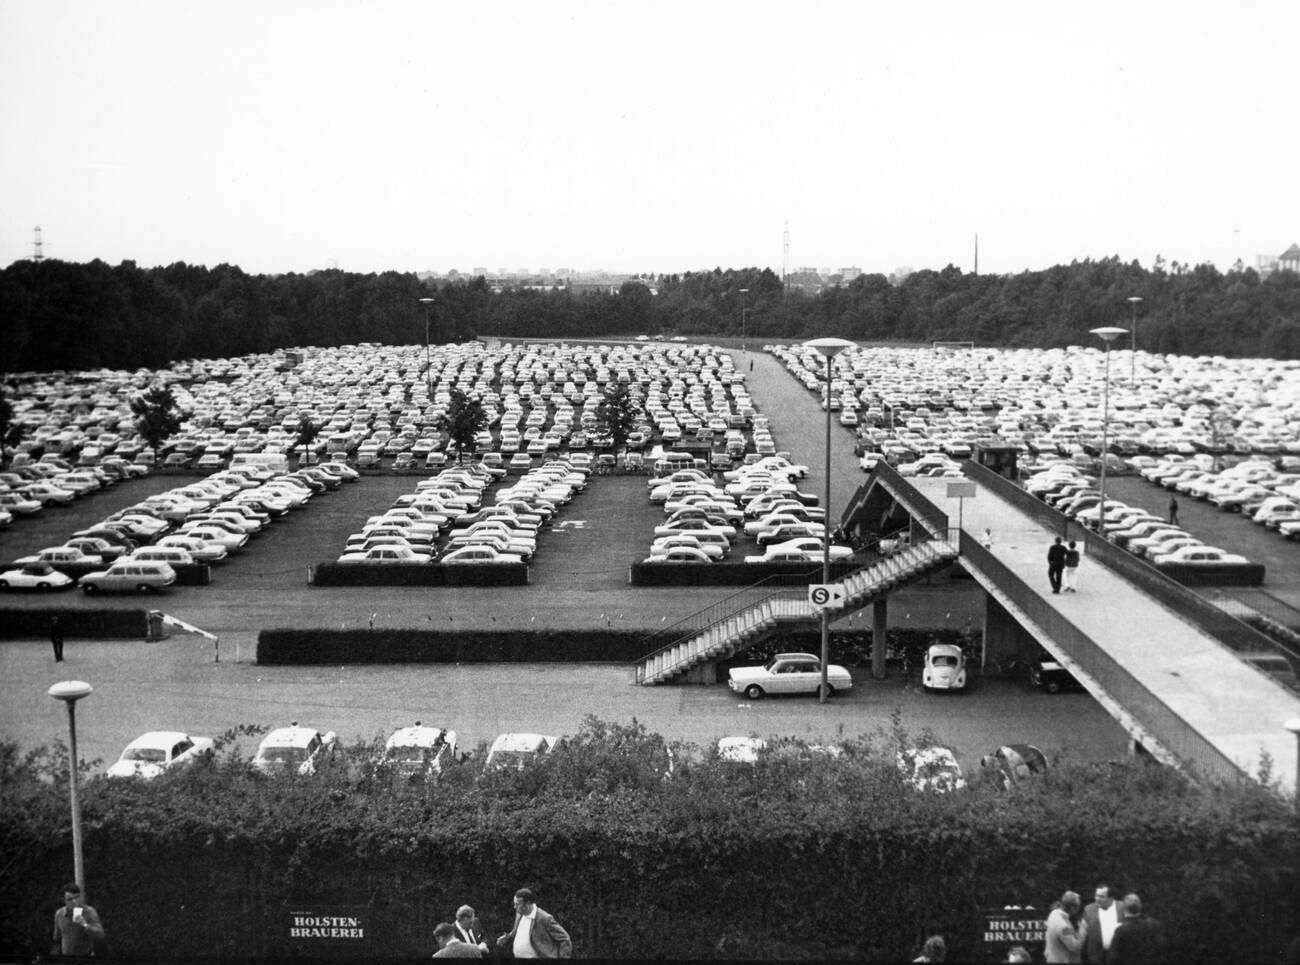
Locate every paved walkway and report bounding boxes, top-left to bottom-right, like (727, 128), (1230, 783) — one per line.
(910, 474), (1300, 796)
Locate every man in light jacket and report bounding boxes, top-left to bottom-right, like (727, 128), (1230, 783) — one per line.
(1044, 890), (1086, 964)
(496, 887), (572, 959)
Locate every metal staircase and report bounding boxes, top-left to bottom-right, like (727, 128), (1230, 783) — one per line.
(634, 536), (959, 685)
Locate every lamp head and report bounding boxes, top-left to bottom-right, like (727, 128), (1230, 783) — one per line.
(1127, 296), (1143, 305)
(48, 680), (93, 704)
(803, 337), (857, 358)
(1089, 326), (1128, 345)
(418, 297), (435, 304)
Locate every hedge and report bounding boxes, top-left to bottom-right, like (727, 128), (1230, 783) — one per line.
(1, 725), (1295, 963)
(256, 627), (980, 667)
(631, 559), (862, 587)
(0, 608), (150, 638)
(1156, 562), (1266, 586)
(310, 562), (529, 587)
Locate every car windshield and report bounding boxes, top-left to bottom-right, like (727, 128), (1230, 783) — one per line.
(257, 747), (307, 764)
(932, 655), (959, 667)
(487, 750), (534, 768)
(124, 747), (167, 762)
(387, 745), (440, 766)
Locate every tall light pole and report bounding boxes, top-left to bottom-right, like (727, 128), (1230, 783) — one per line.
(48, 680), (93, 889)
(1090, 327), (1127, 538)
(418, 297), (435, 402)
(1126, 296), (1142, 382)
(803, 337), (857, 703)
(738, 288), (749, 351)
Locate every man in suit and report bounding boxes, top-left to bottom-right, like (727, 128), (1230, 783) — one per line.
(454, 905), (488, 955)
(432, 921), (484, 959)
(1047, 537), (1067, 594)
(496, 887), (572, 959)
(1082, 883), (1121, 963)
(1109, 893), (1164, 964)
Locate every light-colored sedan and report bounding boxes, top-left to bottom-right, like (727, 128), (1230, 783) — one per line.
(728, 652), (853, 700)
(107, 731), (215, 779)
(648, 534), (725, 560)
(252, 723), (339, 776)
(1152, 546), (1249, 566)
(0, 563), (75, 591)
(177, 524), (248, 551)
(380, 723), (458, 780)
(744, 538), (853, 564)
(337, 545), (434, 564)
(439, 546), (525, 565)
(643, 545), (715, 564)
(897, 747), (966, 792)
(922, 643), (967, 691)
(156, 534), (229, 563)
(653, 518), (736, 540)
(15, 546), (103, 567)
(484, 732), (556, 771)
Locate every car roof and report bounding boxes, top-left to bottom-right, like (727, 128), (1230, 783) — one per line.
(127, 730), (191, 748)
(260, 725), (320, 748)
(385, 725), (450, 749)
(488, 732), (555, 753)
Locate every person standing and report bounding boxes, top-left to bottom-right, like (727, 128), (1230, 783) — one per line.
(1082, 884), (1121, 963)
(52, 882), (105, 958)
(981, 527), (994, 550)
(913, 934), (947, 961)
(50, 616), (64, 662)
(1047, 537), (1067, 594)
(496, 887), (572, 959)
(453, 905), (488, 954)
(432, 922), (484, 959)
(1063, 541), (1081, 593)
(1044, 891), (1086, 963)
(1109, 893), (1164, 964)
(1168, 496), (1179, 525)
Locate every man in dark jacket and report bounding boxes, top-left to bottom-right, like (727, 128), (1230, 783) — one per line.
(1082, 883), (1121, 963)
(1109, 893), (1164, 964)
(1047, 537), (1067, 594)
(496, 887), (572, 959)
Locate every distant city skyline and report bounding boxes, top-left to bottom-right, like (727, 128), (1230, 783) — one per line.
(3, 1), (1297, 278)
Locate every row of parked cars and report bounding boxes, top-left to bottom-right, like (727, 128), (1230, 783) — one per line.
(641, 455), (856, 564)
(1023, 462), (1251, 566)
(0, 460), (355, 593)
(336, 457), (590, 565)
(1138, 455), (1300, 540)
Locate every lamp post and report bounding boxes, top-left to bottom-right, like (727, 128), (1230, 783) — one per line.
(418, 297), (436, 402)
(48, 680), (93, 889)
(1090, 327), (1127, 538)
(1285, 718), (1300, 810)
(803, 337), (857, 703)
(738, 288), (749, 351)
(1126, 296), (1142, 381)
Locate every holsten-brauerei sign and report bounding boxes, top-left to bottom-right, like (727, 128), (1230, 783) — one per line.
(982, 906), (1046, 954)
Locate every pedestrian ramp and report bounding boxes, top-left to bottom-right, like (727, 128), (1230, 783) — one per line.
(634, 537), (958, 685)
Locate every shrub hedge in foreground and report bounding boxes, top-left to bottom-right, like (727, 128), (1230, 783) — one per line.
(256, 627), (981, 667)
(1, 722), (1295, 963)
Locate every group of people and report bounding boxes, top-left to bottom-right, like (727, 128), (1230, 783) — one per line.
(431, 888), (572, 959)
(1047, 536), (1082, 593)
(914, 885), (1163, 963)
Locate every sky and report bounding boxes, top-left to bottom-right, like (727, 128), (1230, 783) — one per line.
(2, 0), (1298, 279)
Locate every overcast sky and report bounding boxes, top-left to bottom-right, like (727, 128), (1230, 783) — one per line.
(2, 0), (1297, 278)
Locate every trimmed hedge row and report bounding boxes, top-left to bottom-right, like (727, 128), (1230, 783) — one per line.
(309, 561), (529, 587)
(0, 608), (150, 638)
(1156, 561), (1266, 586)
(256, 627), (979, 667)
(630, 558), (863, 586)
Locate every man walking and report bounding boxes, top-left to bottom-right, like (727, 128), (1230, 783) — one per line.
(1109, 893), (1164, 964)
(52, 882), (105, 958)
(1168, 496), (1179, 525)
(496, 887), (572, 959)
(1062, 541), (1081, 593)
(1047, 537), (1067, 594)
(1082, 884), (1121, 963)
(50, 616), (64, 662)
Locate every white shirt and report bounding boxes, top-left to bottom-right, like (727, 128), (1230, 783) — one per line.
(513, 909), (537, 959)
(1098, 902), (1120, 948)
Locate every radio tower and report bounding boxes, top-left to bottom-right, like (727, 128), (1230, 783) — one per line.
(32, 226), (46, 261)
(782, 220), (789, 294)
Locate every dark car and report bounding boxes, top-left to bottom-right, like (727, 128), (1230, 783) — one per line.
(1030, 650), (1082, 694)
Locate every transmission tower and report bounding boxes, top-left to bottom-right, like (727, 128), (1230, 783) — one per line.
(32, 226), (46, 261)
(782, 220), (789, 294)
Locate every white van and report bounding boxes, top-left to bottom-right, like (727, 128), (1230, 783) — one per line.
(128, 547), (196, 567)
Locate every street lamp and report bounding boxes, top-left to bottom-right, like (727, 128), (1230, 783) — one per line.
(48, 680), (93, 889)
(418, 297), (436, 402)
(738, 288), (749, 351)
(1126, 296), (1142, 382)
(1090, 326), (1127, 539)
(803, 336), (857, 703)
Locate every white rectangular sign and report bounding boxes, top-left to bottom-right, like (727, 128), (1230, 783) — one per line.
(808, 583), (847, 611)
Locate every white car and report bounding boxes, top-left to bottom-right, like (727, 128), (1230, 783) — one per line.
(728, 652), (853, 699)
(439, 546), (525, 565)
(380, 723), (458, 780)
(897, 747), (966, 792)
(717, 736), (767, 764)
(1152, 546), (1249, 566)
(337, 545), (434, 564)
(178, 524), (249, 551)
(156, 535), (230, 563)
(922, 643), (967, 691)
(0, 562), (75, 591)
(643, 545), (715, 564)
(653, 518), (735, 540)
(744, 538), (853, 564)
(648, 534), (725, 560)
(107, 731), (215, 779)
(484, 732), (557, 771)
(15, 546), (103, 567)
(252, 723), (339, 776)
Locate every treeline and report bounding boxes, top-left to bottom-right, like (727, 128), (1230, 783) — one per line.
(2, 256), (1298, 372)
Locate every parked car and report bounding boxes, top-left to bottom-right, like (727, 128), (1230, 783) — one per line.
(1030, 651), (1081, 694)
(379, 723), (458, 780)
(484, 732), (557, 771)
(0, 562), (75, 591)
(728, 652), (853, 700)
(1152, 546), (1249, 566)
(439, 546), (525, 565)
(980, 744), (1048, 788)
(744, 538), (853, 564)
(338, 545), (434, 564)
(897, 746), (966, 792)
(15, 546), (103, 567)
(252, 723), (339, 776)
(921, 643), (967, 691)
(156, 534), (229, 563)
(717, 736), (767, 764)
(79, 561), (177, 594)
(106, 731), (215, 779)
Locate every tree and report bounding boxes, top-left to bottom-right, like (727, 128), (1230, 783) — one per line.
(294, 418), (322, 466)
(130, 385), (184, 454)
(594, 382), (639, 454)
(0, 386), (24, 454)
(436, 388), (487, 463)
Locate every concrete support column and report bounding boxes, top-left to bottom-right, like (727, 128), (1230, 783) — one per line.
(982, 592), (1037, 668)
(872, 598), (888, 679)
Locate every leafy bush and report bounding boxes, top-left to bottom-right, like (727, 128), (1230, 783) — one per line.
(0, 608), (150, 639)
